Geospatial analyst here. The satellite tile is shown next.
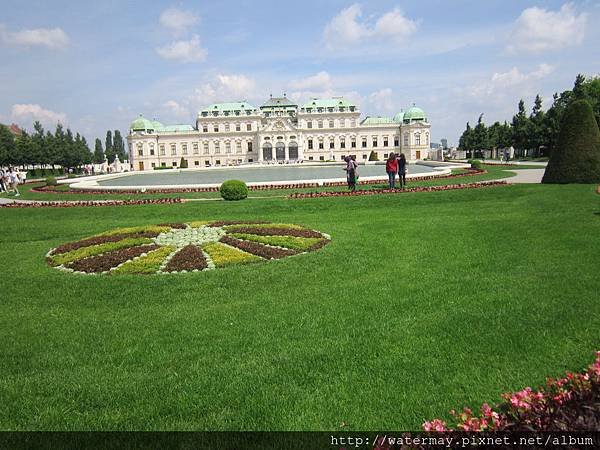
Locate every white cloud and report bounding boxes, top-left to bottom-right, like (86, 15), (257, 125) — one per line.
(289, 71), (332, 91)
(11, 104), (67, 127)
(156, 35), (207, 63)
(159, 8), (199, 37)
(163, 100), (189, 118)
(507, 3), (587, 53)
(0, 25), (69, 50)
(192, 74), (258, 105)
(490, 64), (554, 87)
(367, 88), (396, 114)
(323, 4), (418, 49)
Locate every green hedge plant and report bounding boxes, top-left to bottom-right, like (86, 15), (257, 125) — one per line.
(220, 180), (249, 201)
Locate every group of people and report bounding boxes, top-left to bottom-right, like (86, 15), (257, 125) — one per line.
(385, 153), (408, 189)
(0, 167), (22, 196)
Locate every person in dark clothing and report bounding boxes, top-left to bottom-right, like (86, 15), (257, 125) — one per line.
(344, 156), (357, 191)
(396, 153), (407, 189)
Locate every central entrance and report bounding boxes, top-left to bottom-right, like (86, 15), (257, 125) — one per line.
(262, 142), (273, 161)
(276, 141), (285, 160)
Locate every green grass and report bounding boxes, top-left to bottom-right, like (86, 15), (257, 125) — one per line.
(1, 181), (598, 431)
(2, 164), (534, 202)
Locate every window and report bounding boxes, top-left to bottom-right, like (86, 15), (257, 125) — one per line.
(172, 161), (177, 167)
(425, 133), (429, 146)
(318, 141), (324, 150)
(404, 133), (409, 146)
(318, 120), (323, 129)
(307, 121), (312, 129)
(203, 142), (209, 154)
(319, 156), (324, 161)
(170, 143), (176, 155)
(329, 140), (334, 149)
(149, 143), (155, 156)
(203, 125), (208, 133)
(161, 162), (166, 167)
(236, 123), (241, 132)
(351, 119), (356, 127)
(351, 139), (356, 148)
(384, 153), (389, 159)
(193, 142), (199, 155)
(415, 133), (421, 146)
(308, 139), (313, 150)
(362, 138), (367, 148)
(248, 158), (253, 162)
(372, 138), (378, 148)
(224, 123), (230, 132)
(308, 156), (314, 161)
(182, 143), (188, 155)
(236, 141), (242, 153)
(339, 119), (345, 128)
(383, 137), (388, 147)
(194, 161), (199, 166)
(394, 137), (399, 147)
(214, 142), (220, 154)
(205, 161), (210, 166)
(246, 123), (252, 131)
(340, 139), (346, 149)
(159, 144), (165, 156)
(247, 142), (253, 152)
(225, 141), (231, 153)
(151, 162), (156, 168)
(137, 143), (143, 156)
(213, 125), (219, 132)
(362, 154), (367, 159)
(329, 120), (334, 128)
(215, 160), (221, 165)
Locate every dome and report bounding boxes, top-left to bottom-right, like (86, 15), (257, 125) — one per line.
(151, 120), (164, 130)
(393, 111), (404, 122)
(403, 106), (427, 122)
(130, 115), (155, 131)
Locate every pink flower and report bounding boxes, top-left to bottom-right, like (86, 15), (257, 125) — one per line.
(423, 419), (447, 432)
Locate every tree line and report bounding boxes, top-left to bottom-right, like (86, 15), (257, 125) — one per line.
(0, 121), (127, 170)
(459, 74), (600, 158)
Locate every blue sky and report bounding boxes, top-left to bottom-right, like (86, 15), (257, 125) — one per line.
(1, 0), (599, 146)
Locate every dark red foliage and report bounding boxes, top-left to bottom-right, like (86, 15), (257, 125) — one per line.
(156, 222), (187, 229)
(67, 244), (159, 273)
(52, 231), (159, 255)
(163, 245), (208, 272)
(207, 220), (269, 227)
(219, 235), (297, 259)
(228, 226), (324, 239)
(308, 239), (331, 252)
(0, 198), (182, 208)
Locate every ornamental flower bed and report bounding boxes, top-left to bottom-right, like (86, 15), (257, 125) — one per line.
(0, 198), (182, 208)
(289, 181), (508, 199)
(46, 220), (330, 275)
(423, 351), (600, 432)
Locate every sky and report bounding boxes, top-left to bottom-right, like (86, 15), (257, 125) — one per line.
(1, 0), (599, 146)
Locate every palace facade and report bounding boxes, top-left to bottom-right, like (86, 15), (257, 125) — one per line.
(127, 95), (431, 171)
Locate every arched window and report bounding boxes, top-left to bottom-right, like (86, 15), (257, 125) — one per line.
(403, 133), (409, 146)
(415, 133), (421, 146)
(289, 141), (299, 160)
(276, 141), (285, 160)
(262, 142), (273, 160)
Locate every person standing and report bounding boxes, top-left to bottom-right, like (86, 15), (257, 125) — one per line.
(396, 153), (407, 189)
(386, 153), (398, 189)
(0, 168), (6, 193)
(8, 167), (20, 197)
(344, 156), (357, 191)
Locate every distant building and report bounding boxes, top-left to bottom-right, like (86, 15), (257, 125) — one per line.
(0, 123), (23, 137)
(441, 138), (448, 149)
(127, 95), (432, 171)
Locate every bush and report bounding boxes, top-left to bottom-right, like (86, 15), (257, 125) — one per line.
(470, 159), (482, 169)
(543, 99), (600, 183)
(219, 180), (248, 201)
(179, 157), (188, 169)
(368, 151), (379, 161)
(46, 176), (57, 186)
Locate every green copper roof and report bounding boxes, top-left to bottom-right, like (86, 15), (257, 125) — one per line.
(158, 124), (194, 132)
(200, 102), (257, 113)
(403, 106), (427, 122)
(360, 116), (397, 125)
(393, 112), (404, 123)
(151, 120), (164, 129)
(261, 96), (297, 108)
(130, 115), (155, 131)
(301, 98), (356, 109)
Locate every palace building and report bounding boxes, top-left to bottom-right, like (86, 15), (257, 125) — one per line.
(127, 95), (431, 171)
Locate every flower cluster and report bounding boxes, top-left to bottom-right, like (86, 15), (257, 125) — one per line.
(290, 181), (507, 199)
(47, 220), (330, 275)
(423, 351), (600, 432)
(0, 198), (182, 208)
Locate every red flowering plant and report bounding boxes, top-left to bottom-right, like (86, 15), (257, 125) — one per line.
(422, 351), (600, 432)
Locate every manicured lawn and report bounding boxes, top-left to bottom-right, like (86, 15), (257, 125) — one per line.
(1, 182), (598, 430)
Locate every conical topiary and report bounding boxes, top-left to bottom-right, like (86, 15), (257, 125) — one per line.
(542, 99), (600, 183)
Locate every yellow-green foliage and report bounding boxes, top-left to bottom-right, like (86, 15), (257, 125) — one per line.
(203, 242), (261, 267)
(113, 246), (175, 274)
(229, 233), (323, 251)
(187, 221), (210, 228)
(49, 238), (153, 266)
(97, 225), (171, 237)
(224, 223), (306, 231)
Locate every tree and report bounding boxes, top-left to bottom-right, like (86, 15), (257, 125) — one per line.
(93, 138), (105, 164)
(573, 74), (586, 100)
(542, 99), (600, 183)
(529, 94), (545, 156)
(15, 130), (32, 168)
(179, 156), (188, 168)
(512, 99), (531, 157)
(113, 130), (127, 162)
(458, 122), (475, 154)
(0, 125), (16, 166)
(472, 114), (489, 157)
(80, 136), (92, 165)
(105, 130), (116, 164)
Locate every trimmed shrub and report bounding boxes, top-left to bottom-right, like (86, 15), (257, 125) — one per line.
(220, 179), (248, 201)
(469, 159), (482, 169)
(46, 176), (57, 186)
(543, 99), (600, 183)
(179, 157), (188, 169)
(368, 151), (379, 161)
